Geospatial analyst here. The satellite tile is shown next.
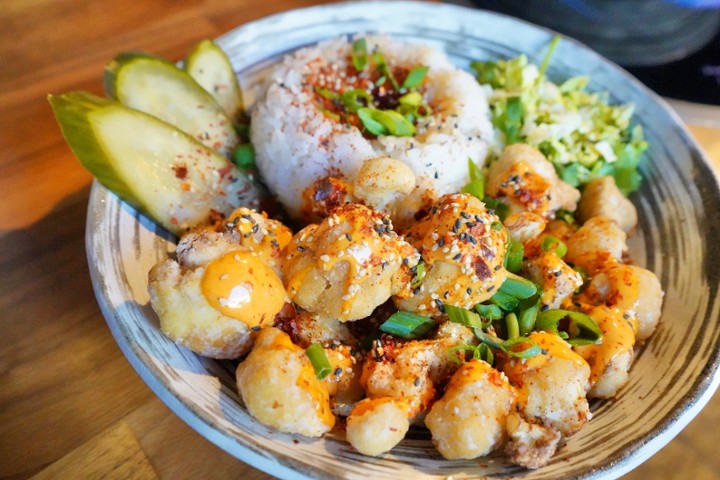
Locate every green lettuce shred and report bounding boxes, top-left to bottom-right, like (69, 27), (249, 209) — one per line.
(471, 42), (648, 195)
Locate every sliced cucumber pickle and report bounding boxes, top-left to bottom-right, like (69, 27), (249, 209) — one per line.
(48, 92), (266, 236)
(185, 39), (245, 124)
(104, 52), (239, 158)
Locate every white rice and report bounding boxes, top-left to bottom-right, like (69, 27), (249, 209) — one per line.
(250, 34), (493, 222)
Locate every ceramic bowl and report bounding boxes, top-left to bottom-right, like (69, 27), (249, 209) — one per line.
(86, 2), (720, 478)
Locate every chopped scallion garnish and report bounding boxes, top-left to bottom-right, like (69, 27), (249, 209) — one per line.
(498, 272), (537, 299)
(489, 290), (520, 311)
(402, 65), (428, 89)
(305, 343), (333, 380)
(445, 304), (485, 329)
(341, 88), (373, 113)
(536, 309), (602, 346)
(505, 312), (520, 339)
(461, 179), (485, 200)
(352, 38), (368, 71)
(505, 240), (524, 273)
(501, 336), (543, 359)
(410, 261), (426, 288)
(314, 86), (339, 100)
(541, 235), (568, 258)
(475, 303), (503, 321)
(517, 297), (540, 336)
(358, 107), (415, 137)
(380, 311), (435, 339)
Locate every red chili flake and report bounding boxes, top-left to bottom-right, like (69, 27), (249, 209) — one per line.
(474, 258), (491, 280)
(172, 165), (188, 179)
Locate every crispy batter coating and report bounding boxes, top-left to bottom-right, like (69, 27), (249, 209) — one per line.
(235, 327), (335, 437)
(486, 144), (580, 217)
(282, 203), (419, 321)
(149, 231), (286, 359)
(574, 305), (635, 398)
(395, 193), (508, 316)
(500, 332), (591, 437)
(581, 264), (664, 341)
(353, 156), (417, 220)
(577, 176), (638, 233)
(346, 397), (410, 456)
(360, 331), (470, 418)
(504, 211), (547, 244)
(504, 412), (562, 469)
(425, 359), (515, 460)
(218, 207), (293, 275)
(566, 216), (627, 275)
(523, 252), (583, 310)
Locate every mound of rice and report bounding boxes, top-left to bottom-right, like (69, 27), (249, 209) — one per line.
(250, 34), (493, 223)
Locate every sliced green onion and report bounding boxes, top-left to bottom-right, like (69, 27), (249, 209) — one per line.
(541, 235), (568, 258)
(341, 88), (372, 113)
(305, 344), (333, 380)
(517, 297), (540, 336)
(380, 311), (435, 339)
(461, 179), (485, 200)
(474, 330), (541, 359)
(489, 290), (520, 311)
(445, 305), (484, 329)
(473, 329), (505, 350)
(505, 312), (520, 340)
(398, 91), (422, 107)
(491, 221), (503, 231)
(319, 108), (340, 121)
(373, 51), (399, 90)
(468, 158), (484, 182)
(538, 35), (561, 79)
(357, 107), (415, 137)
(535, 309), (602, 346)
(232, 143), (255, 170)
(498, 272), (537, 299)
(555, 208), (576, 225)
(475, 303), (503, 321)
(505, 240), (524, 273)
(501, 336), (543, 359)
(402, 66), (428, 89)
(410, 261), (426, 288)
(483, 196), (509, 221)
(314, 86), (338, 100)
(477, 343), (494, 365)
(352, 38), (368, 71)
(470, 60), (499, 87)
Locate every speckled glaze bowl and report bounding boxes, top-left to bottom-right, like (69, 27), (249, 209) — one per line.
(85, 2), (720, 479)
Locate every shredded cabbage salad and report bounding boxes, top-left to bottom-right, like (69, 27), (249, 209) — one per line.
(472, 38), (648, 195)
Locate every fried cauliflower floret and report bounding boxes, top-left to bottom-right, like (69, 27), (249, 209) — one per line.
(500, 332), (591, 437)
(219, 207), (293, 275)
(425, 359), (515, 460)
(148, 231), (286, 359)
(353, 156), (417, 218)
(301, 176), (357, 222)
(282, 203), (419, 321)
(395, 193), (508, 316)
(565, 216), (627, 275)
(274, 308), (357, 348)
(504, 212), (547, 244)
(582, 264), (664, 341)
(486, 144), (580, 217)
(574, 305), (635, 398)
(322, 345), (365, 409)
(577, 176), (638, 233)
(523, 252), (583, 310)
(504, 411), (562, 470)
(346, 397), (411, 456)
(235, 327), (335, 437)
(361, 334), (467, 418)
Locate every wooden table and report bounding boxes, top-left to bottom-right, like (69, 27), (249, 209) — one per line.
(1, 1), (718, 478)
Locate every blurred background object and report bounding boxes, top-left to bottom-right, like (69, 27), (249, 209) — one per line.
(466, 0), (720, 124)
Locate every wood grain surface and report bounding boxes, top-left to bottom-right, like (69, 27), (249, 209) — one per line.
(1, 1), (718, 479)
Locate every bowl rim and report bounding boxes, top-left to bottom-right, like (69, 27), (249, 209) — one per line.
(85, 1), (720, 479)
